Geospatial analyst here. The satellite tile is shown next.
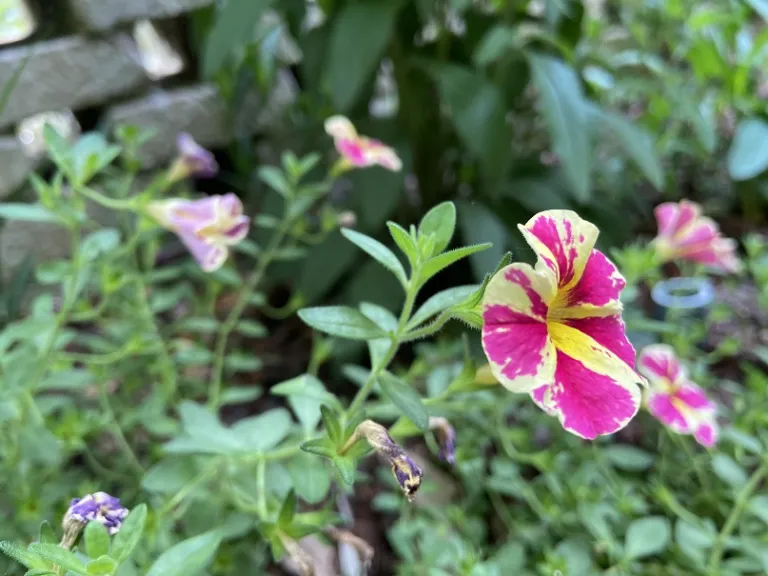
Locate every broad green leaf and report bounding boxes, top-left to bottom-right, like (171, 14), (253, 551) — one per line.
(418, 244), (493, 287)
(675, 519), (715, 553)
(145, 531), (221, 576)
(271, 374), (330, 433)
(111, 504), (147, 564)
(288, 453), (332, 504)
(86, 556), (117, 575)
(624, 517), (670, 559)
(142, 460), (197, 495)
(301, 437), (337, 459)
(0, 542), (49, 570)
(407, 285), (478, 329)
(418, 201), (456, 256)
(0, 204), (62, 223)
(387, 222), (418, 266)
(728, 118), (768, 180)
(529, 53), (591, 201)
(377, 372), (429, 430)
(84, 522), (109, 560)
(232, 408), (293, 452)
(602, 445), (653, 471)
(590, 105), (664, 189)
(298, 306), (387, 340)
(341, 229), (407, 287)
(258, 166), (292, 199)
(333, 455), (356, 486)
(27, 544), (88, 574)
(748, 495), (768, 524)
(474, 24), (519, 65)
(203, 0), (274, 76)
(424, 62), (510, 183)
(712, 454), (748, 488)
(323, 1), (403, 111)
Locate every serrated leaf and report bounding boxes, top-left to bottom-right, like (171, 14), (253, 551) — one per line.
(298, 306), (387, 340)
(341, 228), (407, 286)
(377, 372), (429, 430)
(111, 504), (147, 564)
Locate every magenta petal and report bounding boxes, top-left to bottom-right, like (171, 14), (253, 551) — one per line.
(482, 314), (551, 382)
(693, 422), (718, 447)
(565, 250), (625, 309)
(549, 352), (640, 439)
(531, 384), (557, 415)
(675, 383), (713, 411)
(647, 392), (692, 433)
(638, 345), (683, 383)
(337, 139), (369, 166)
(566, 315), (636, 368)
(222, 216), (250, 244)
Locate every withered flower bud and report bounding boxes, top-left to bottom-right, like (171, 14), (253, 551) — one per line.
(343, 420), (423, 501)
(429, 417), (456, 465)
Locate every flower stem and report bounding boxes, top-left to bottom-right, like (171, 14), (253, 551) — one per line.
(80, 186), (138, 211)
(208, 219), (290, 409)
(256, 457), (268, 518)
(707, 460), (768, 574)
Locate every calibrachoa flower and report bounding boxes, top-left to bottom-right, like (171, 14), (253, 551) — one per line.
(168, 132), (219, 182)
(64, 492), (129, 535)
(324, 115), (402, 172)
(343, 420), (423, 500)
(147, 193), (249, 272)
(482, 210), (647, 439)
(653, 200), (741, 272)
(638, 344), (718, 447)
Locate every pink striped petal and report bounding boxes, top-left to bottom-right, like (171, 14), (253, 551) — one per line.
(693, 421), (718, 447)
(565, 315), (636, 368)
(531, 384), (557, 415)
(675, 383), (714, 411)
(647, 391), (692, 433)
(518, 210), (599, 289)
(482, 263), (558, 392)
(638, 344), (684, 384)
(655, 200), (701, 238)
(556, 250), (625, 318)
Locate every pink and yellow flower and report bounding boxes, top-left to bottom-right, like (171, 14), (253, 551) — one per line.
(653, 200), (741, 273)
(324, 115), (402, 172)
(638, 344), (718, 447)
(481, 210), (646, 439)
(147, 193), (249, 272)
(168, 133), (219, 182)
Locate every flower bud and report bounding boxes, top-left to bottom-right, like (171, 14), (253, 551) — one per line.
(429, 417), (456, 465)
(61, 492), (129, 547)
(167, 133), (218, 182)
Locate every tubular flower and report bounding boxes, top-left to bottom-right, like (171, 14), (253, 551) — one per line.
(324, 115), (402, 172)
(64, 492), (129, 536)
(345, 420), (423, 501)
(168, 132), (219, 182)
(638, 344), (718, 447)
(653, 200), (741, 273)
(147, 193), (249, 272)
(481, 210), (647, 439)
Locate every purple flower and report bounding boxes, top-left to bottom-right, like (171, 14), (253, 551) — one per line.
(168, 133), (218, 182)
(429, 417), (456, 465)
(147, 193), (250, 272)
(65, 492), (129, 535)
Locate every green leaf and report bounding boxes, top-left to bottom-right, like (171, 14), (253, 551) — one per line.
(474, 24), (519, 65)
(323, 0), (403, 111)
(418, 201), (456, 256)
(220, 386), (263, 406)
(528, 53), (591, 201)
(298, 306), (387, 340)
(24, 571), (56, 576)
(38, 522), (56, 544)
(675, 519), (715, 553)
(0, 204), (62, 223)
(223, 354), (264, 373)
(271, 374), (330, 433)
(301, 437), (337, 459)
(590, 105), (664, 189)
(333, 455), (356, 486)
(748, 495), (768, 524)
(418, 244), (493, 287)
(142, 460), (197, 494)
(712, 454), (748, 488)
(111, 504), (147, 564)
(407, 285), (479, 329)
(602, 445), (654, 471)
(84, 521), (110, 560)
(203, 0), (274, 76)
(424, 62), (510, 183)
(0, 542), (49, 570)
(341, 229), (407, 287)
(287, 453), (332, 504)
(387, 222), (418, 267)
(320, 405), (343, 446)
(145, 531), (221, 576)
(377, 372), (429, 430)
(624, 517), (670, 559)
(727, 118), (768, 181)
(744, 0), (768, 21)
(258, 166), (292, 199)
(27, 543), (88, 574)
(231, 408), (293, 451)
(86, 556), (117, 575)
(278, 490), (297, 527)
(235, 320), (267, 338)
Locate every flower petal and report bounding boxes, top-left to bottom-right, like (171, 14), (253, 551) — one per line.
(518, 210), (599, 289)
(564, 315), (636, 368)
(221, 216), (250, 244)
(337, 139), (369, 166)
(177, 230), (228, 272)
(693, 421), (718, 447)
(366, 141), (403, 171)
(531, 384), (557, 415)
(547, 351), (641, 439)
(483, 263), (556, 321)
(655, 200), (700, 238)
(638, 344), (683, 384)
(675, 383), (714, 411)
(556, 250), (625, 318)
(325, 115), (358, 140)
(647, 391), (692, 433)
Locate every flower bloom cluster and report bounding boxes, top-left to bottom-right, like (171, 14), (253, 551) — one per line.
(325, 115), (402, 172)
(481, 210), (647, 439)
(148, 193), (250, 272)
(653, 200), (741, 272)
(639, 345), (718, 447)
(64, 492), (129, 535)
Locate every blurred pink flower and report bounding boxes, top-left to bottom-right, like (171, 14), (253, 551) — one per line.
(324, 115), (402, 172)
(168, 133), (218, 182)
(482, 209), (646, 440)
(638, 344), (718, 447)
(653, 200), (741, 273)
(148, 193), (249, 272)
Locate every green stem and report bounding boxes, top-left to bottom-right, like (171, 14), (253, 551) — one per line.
(80, 186), (138, 212)
(159, 463), (218, 517)
(208, 219), (290, 409)
(707, 460), (768, 574)
(98, 383), (144, 476)
(256, 457), (268, 518)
